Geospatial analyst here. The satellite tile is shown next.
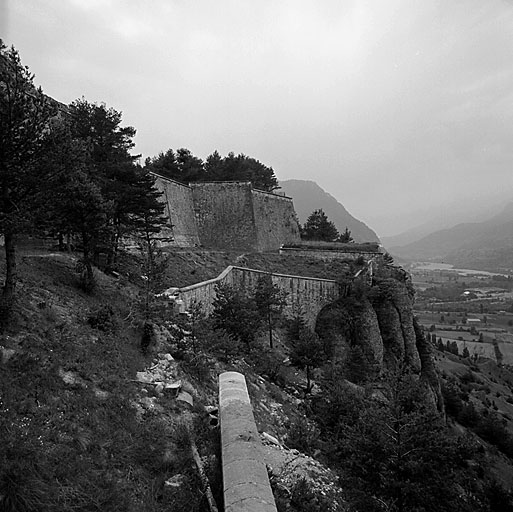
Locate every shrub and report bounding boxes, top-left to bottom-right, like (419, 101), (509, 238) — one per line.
(290, 477), (332, 512)
(206, 328), (241, 363)
(87, 304), (116, 332)
(286, 416), (320, 455)
(182, 353), (212, 383)
(250, 349), (283, 384)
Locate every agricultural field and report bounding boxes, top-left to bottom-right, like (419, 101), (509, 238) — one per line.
(412, 263), (513, 364)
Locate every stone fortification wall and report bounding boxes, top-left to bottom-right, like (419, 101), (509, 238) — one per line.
(191, 182), (258, 251)
(150, 176), (301, 251)
(151, 174), (200, 246)
(280, 247), (382, 262)
(251, 189), (301, 251)
(174, 265), (339, 326)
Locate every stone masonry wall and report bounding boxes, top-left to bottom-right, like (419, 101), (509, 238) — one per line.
(279, 247), (382, 262)
(151, 174), (200, 246)
(251, 189), (301, 251)
(191, 182), (258, 251)
(150, 176), (301, 251)
(174, 265), (339, 326)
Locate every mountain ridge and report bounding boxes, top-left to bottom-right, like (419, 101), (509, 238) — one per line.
(389, 201), (513, 270)
(279, 179), (380, 243)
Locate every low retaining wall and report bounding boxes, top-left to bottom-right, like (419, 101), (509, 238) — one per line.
(279, 247), (381, 262)
(174, 266), (339, 326)
(219, 372), (277, 512)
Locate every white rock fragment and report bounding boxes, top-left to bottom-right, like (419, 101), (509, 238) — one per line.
(262, 432), (281, 447)
(0, 347), (16, 363)
(136, 371), (152, 383)
(165, 474), (185, 488)
(165, 381), (182, 392)
(176, 390), (193, 407)
(94, 388), (109, 399)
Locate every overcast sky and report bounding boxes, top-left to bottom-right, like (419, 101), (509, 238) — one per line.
(3, 0), (513, 237)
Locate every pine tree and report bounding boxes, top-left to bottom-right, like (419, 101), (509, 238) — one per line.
(0, 41), (58, 328)
(212, 283), (260, 349)
(289, 327), (325, 393)
(67, 99), (164, 266)
(254, 274), (287, 348)
(337, 227), (354, 243)
(144, 149), (180, 180)
(287, 301), (308, 343)
(301, 209), (339, 242)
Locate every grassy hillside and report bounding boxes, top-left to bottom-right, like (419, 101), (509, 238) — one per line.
(0, 250), (224, 511)
(3, 246), (513, 511)
(0, 246), (349, 511)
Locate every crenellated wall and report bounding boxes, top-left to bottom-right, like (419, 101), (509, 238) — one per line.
(172, 265), (339, 326)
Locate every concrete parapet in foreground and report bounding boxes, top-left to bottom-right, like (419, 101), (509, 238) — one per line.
(219, 372), (277, 512)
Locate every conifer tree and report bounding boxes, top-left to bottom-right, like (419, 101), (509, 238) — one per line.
(0, 41), (57, 328)
(255, 274), (287, 348)
(212, 283), (260, 349)
(66, 99), (165, 267)
(289, 327), (325, 393)
(337, 227), (354, 243)
(301, 209), (339, 242)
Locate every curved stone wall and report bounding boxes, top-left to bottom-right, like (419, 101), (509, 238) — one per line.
(174, 265), (339, 326)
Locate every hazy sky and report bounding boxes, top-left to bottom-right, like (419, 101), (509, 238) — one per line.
(3, 0), (513, 237)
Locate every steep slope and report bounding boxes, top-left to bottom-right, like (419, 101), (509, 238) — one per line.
(389, 201), (513, 269)
(279, 179), (380, 243)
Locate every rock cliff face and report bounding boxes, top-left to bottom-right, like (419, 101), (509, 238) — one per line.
(316, 265), (442, 407)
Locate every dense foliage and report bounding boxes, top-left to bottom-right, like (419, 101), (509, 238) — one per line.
(0, 42), (165, 325)
(313, 371), (483, 512)
(144, 148), (279, 191)
(0, 41), (58, 327)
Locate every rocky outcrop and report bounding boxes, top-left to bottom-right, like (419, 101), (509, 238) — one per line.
(371, 277), (420, 373)
(414, 318), (444, 412)
(316, 267), (429, 384)
(316, 294), (384, 381)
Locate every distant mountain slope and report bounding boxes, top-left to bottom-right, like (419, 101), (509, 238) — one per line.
(389, 202), (513, 270)
(279, 179), (380, 243)
(382, 201), (505, 248)
(382, 224), (445, 248)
